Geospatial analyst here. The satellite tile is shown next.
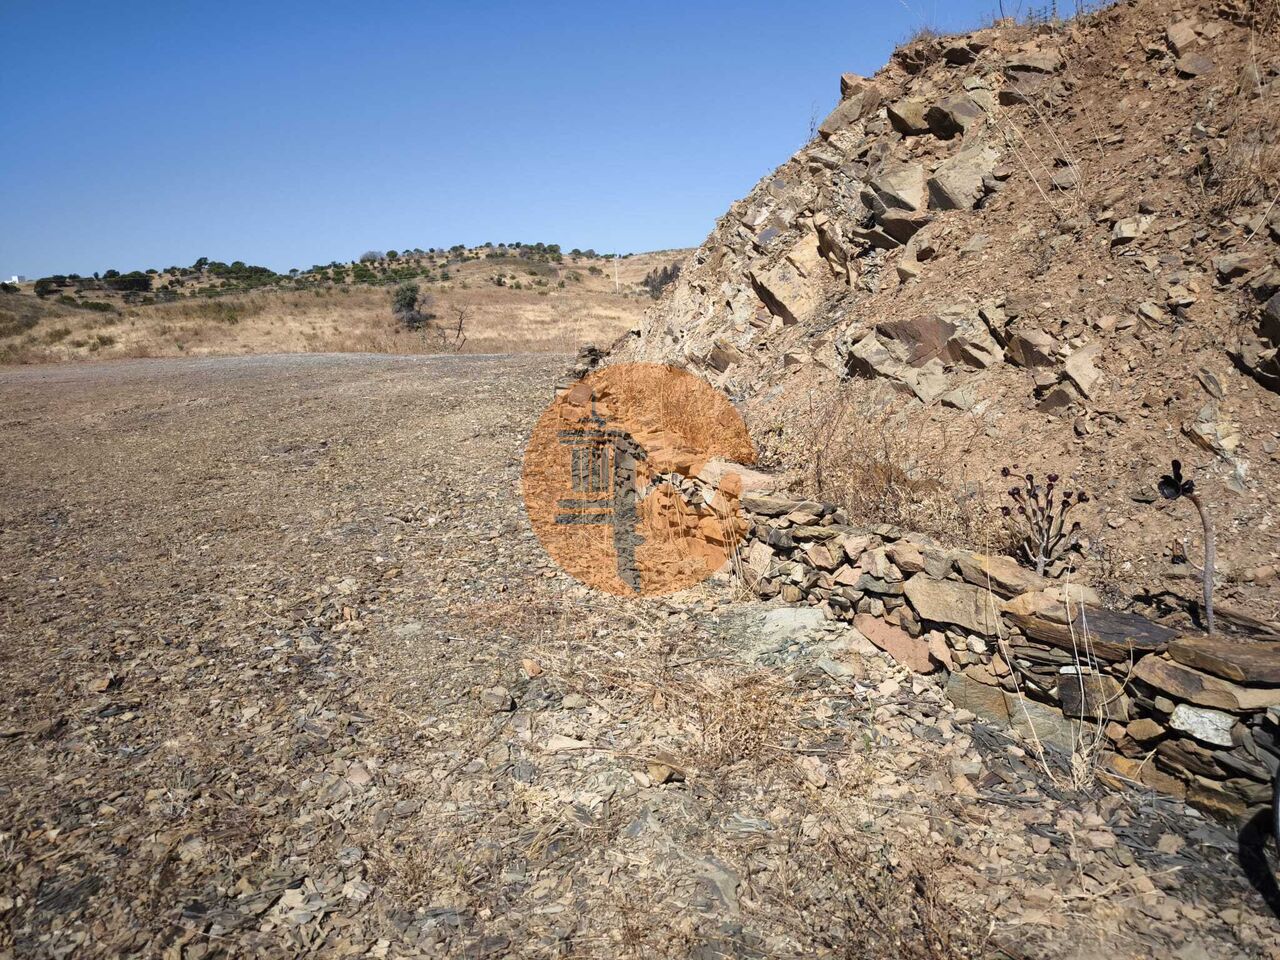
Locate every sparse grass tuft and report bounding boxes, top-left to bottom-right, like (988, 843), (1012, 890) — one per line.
(786, 384), (1013, 548)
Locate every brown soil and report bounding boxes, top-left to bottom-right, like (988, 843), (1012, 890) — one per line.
(1, 354), (1276, 957)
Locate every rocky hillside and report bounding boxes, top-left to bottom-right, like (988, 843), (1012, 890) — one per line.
(614, 0), (1280, 626)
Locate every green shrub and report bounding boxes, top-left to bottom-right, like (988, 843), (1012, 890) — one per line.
(103, 271), (152, 293)
(391, 281), (435, 330)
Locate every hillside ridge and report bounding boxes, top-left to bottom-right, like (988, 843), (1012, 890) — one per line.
(612, 0), (1280, 625)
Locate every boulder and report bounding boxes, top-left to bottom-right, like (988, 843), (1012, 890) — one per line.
(1175, 54), (1215, 78)
(854, 613), (934, 673)
(1111, 214), (1154, 246)
(1007, 329), (1058, 367)
(1133, 655), (1280, 711)
(940, 383), (978, 410)
(887, 99), (930, 135)
(1186, 778), (1248, 822)
(1213, 251), (1259, 280)
(839, 72), (869, 99)
(748, 235), (827, 326)
(1167, 636), (1280, 684)
(1166, 20), (1199, 57)
(947, 670), (1011, 724)
(876, 315), (958, 366)
(1005, 693), (1079, 752)
(742, 540), (776, 586)
(1183, 400), (1240, 459)
(1003, 602), (1175, 662)
(928, 143), (999, 210)
(845, 331), (909, 381)
(904, 576), (1001, 636)
(1004, 49), (1063, 74)
(1107, 754), (1187, 800)
(999, 70), (1053, 105)
(1057, 673), (1129, 721)
(925, 94), (986, 139)
(707, 338), (744, 373)
(904, 361), (950, 404)
(1037, 384), (1079, 417)
(848, 224), (900, 250)
(741, 495), (815, 517)
(1049, 167), (1079, 191)
(878, 209), (932, 244)
(885, 541), (927, 575)
(1159, 737), (1225, 777)
(818, 81), (883, 139)
(1168, 703), (1235, 747)
(695, 459), (780, 495)
(952, 551), (1048, 597)
(1125, 717), (1165, 741)
(1261, 291), (1280, 344)
(1063, 343), (1103, 398)
(802, 541), (840, 571)
(868, 163), (927, 212)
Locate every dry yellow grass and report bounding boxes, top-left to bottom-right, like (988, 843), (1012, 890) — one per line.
(0, 249), (689, 362)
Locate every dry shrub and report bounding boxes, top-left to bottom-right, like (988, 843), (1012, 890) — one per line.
(1195, 13), (1280, 215)
(756, 830), (991, 960)
(788, 384), (1013, 550)
(687, 671), (789, 770)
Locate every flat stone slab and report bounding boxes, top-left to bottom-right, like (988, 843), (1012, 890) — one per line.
(1166, 636), (1280, 685)
(741, 495), (820, 517)
(1133, 654), (1280, 712)
(1005, 604), (1175, 661)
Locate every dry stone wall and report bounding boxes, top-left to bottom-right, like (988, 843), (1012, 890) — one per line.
(736, 492), (1280, 823)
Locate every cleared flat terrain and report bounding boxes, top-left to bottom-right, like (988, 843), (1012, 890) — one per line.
(1, 354), (1277, 958)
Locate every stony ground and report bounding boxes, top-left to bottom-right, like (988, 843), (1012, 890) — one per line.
(1, 354), (1278, 959)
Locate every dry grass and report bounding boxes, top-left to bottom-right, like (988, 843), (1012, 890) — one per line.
(987, 574), (1115, 791)
(785, 383), (1014, 549)
(524, 617), (992, 959)
(0, 251), (687, 364)
(1194, 11), (1280, 217)
(759, 830), (992, 960)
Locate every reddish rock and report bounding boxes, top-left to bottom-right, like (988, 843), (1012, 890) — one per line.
(854, 613), (935, 674)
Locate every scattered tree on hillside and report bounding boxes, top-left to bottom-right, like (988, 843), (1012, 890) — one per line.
(359, 250), (383, 263)
(390, 281), (466, 351)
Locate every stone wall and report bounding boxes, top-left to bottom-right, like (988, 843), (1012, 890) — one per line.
(735, 493), (1280, 822)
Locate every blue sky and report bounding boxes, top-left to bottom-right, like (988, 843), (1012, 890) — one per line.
(0, 1), (1000, 278)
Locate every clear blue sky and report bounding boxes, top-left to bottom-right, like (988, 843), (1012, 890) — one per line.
(1, 1), (998, 279)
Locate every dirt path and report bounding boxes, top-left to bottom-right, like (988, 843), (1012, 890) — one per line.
(1, 354), (1277, 959)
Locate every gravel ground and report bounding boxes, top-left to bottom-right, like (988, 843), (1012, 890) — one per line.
(1, 354), (1277, 959)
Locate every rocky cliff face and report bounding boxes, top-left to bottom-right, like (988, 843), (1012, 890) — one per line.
(613, 0), (1280, 623)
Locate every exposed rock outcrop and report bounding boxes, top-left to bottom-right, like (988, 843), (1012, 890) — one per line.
(613, 0), (1280, 627)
